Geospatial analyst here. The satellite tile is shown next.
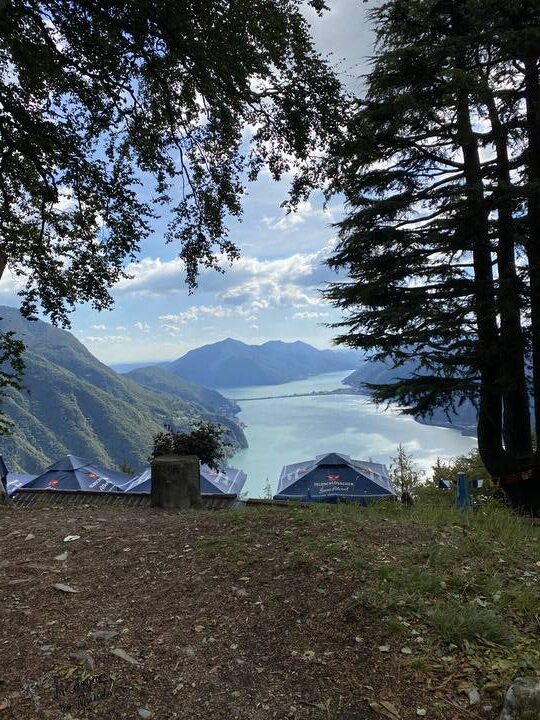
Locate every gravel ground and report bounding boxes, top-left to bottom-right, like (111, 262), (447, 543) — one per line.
(0, 504), (536, 720)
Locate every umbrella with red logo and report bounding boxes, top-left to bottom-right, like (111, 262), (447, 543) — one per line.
(25, 455), (130, 492)
(275, 452), (396, 504)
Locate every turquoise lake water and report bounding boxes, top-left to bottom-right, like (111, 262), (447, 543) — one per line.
(220, 370), (477, 498)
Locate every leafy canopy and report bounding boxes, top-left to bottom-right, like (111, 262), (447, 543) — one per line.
(0, 0), (342, 430)
(0, 0), (342, 325)
(152, 422), (232, 470)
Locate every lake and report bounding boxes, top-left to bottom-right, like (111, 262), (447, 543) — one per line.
(220, 370), (477, 498)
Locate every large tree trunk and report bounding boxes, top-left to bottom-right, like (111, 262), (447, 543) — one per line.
(521, 55), (540, 514)
(484, 89), (532, 459)
(525, 56), (540, 446)
(455, 90), (512, 479)
(0, 250), (6, 282)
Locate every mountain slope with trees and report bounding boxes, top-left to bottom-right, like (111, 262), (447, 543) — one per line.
(0, 307), (246, 473)
(125, 366), (240, 415)
(163, 338), (359, 388)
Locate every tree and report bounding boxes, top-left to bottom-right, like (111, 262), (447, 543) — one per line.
(325, 0), (540, 513)
(152, 421), (232, 470)
(0, 0), (342, 429)
(389, 443), (422, 497)
(0, 326), (24, 433)
(119, 459), (136, 475)
(432, 451), (488, 487)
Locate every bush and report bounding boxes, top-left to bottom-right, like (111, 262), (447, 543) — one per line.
(152, 422), (232, 470)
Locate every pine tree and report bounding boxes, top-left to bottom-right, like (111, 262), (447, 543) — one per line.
(326, 0), (540, 512)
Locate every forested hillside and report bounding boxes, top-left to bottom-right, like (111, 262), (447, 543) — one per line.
(0, 307), (246, 473)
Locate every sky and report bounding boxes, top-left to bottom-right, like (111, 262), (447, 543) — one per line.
(0, 0), (377, 366)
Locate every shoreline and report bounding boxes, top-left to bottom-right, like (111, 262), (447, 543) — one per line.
(228, 384), (477, 440)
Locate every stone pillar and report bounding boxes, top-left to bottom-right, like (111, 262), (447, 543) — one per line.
(150, 455), (202, 509)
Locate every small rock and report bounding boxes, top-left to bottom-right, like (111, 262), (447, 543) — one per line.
(63, 535), (80, 542)
(54, 552), (68, 561)
(24, 533), (35, 541)
(69, 651), (95, 670)
(52, 583), (79, 593)
(138, 710), (153, 719)
(181, 645), (195, 657)
(416, 710), (426, 717)
(499, 677), (540, 720)
(90, 630), (118, 641)
(468, 688), (481, 706)
(401, 646), (413, 655)
(111, 648), (140, 665)
(378, 645), (390, 652)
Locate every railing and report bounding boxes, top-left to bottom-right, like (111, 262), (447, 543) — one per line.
(10, 488), (237, 510)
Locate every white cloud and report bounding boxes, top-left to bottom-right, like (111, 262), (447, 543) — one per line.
(91, 324), (107, 331)
(261, 200), (341, 231)
(115, 257), (185, 297)
(292, 311), (330, 320)
(82, 335), (132, 345)
(159, 304), (241, 329)
(0, 267), (25, 299)
(134, 321), (151, 332)
(114, 238), (339, 304)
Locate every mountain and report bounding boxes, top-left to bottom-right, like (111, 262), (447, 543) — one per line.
(0, 307), (246, 473)
(343, 362), (477, 436)
(111, 360), (163, 374)
(125, 366), (241, 417)
(163, 338), (359, 388)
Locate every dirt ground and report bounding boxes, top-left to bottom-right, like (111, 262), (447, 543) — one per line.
(0, 504), (537, 720)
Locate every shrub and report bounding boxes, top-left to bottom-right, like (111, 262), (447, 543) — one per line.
(152, 422), (232, 470)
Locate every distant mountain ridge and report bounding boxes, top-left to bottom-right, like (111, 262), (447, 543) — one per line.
(161, 338), (359, 388)
(0, 307), (246, 473)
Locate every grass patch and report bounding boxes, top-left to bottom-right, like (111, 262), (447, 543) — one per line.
(429, 603), (513, 646)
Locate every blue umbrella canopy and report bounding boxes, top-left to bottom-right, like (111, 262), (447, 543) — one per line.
(0, 455), (7, 497)
(122, 468), (151, 493)
(275, 452), (396, 502)
(6, 473), (36, 495)
(200, 465), (247, 495)
(123, 464), (247, 495)
(0, 455), (8, 482)
(25, 455), (130, 492)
